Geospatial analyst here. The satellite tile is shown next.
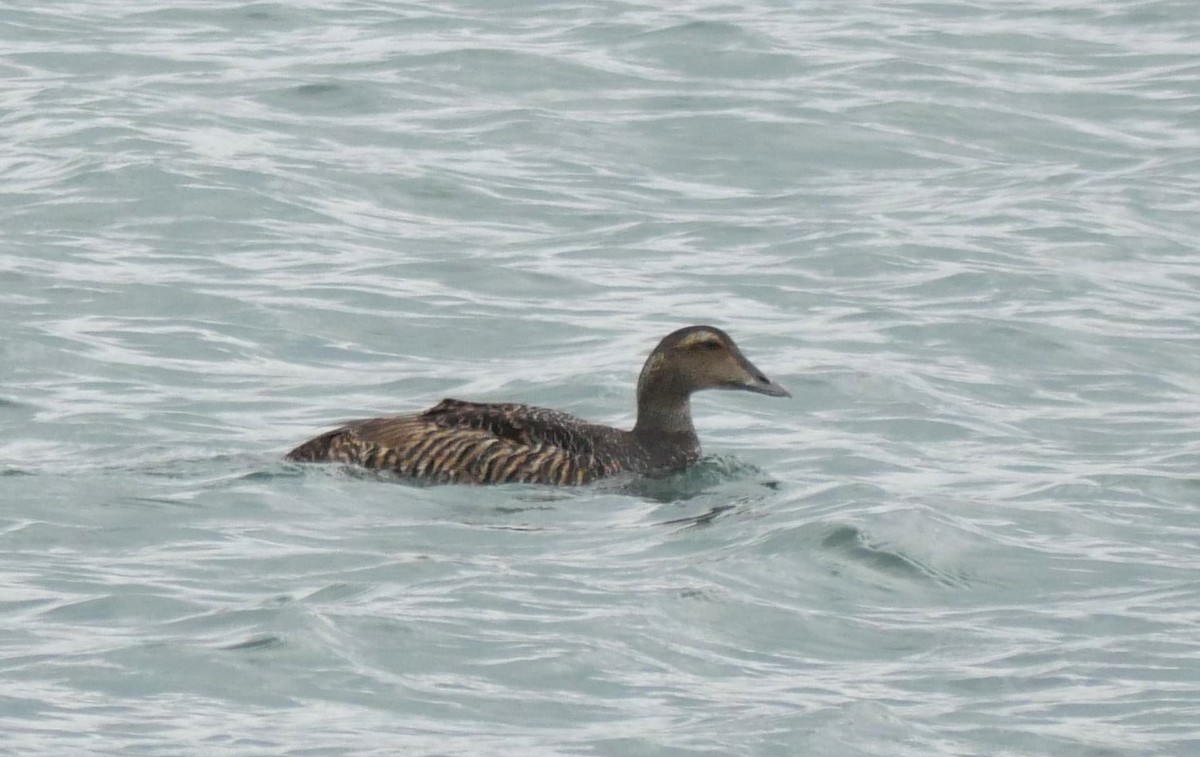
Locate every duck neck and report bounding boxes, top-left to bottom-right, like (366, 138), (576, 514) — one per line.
(632, 372), (698, 444)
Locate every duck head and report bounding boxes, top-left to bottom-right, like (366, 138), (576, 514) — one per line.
(637, 325), (791, 400)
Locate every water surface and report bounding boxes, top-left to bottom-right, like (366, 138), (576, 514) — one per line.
(3, 1), (1199, 754)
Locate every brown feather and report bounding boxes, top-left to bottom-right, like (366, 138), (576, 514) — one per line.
(285, 326), (789, 486)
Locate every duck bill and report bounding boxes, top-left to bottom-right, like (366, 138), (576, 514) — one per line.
(743, 375), (791, 398)
(733, 354), (791, 398)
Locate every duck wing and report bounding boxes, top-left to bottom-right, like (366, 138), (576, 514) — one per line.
(419, 398), (613, 454)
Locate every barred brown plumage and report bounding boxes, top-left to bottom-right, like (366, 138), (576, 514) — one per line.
(286, 325), (790, 485)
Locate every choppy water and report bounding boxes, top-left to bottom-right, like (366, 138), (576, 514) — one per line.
(3, 1), (1200, 754)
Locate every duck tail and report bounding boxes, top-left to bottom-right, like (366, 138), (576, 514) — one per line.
(284, 426), (348, 462)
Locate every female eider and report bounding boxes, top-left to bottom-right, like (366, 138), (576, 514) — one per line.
(286, 325), (789, 485)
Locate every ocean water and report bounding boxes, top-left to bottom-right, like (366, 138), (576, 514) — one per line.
(3, 0), (1199, 754)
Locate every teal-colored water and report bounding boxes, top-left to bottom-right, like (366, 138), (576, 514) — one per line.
(3, 2), (1199, 754)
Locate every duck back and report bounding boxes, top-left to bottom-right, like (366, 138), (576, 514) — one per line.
(285, 398), (670, 485)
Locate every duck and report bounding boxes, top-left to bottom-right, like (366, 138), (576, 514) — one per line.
(285, 325), (789, 485)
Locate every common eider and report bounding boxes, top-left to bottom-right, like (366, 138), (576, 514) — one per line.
(286, 325), (789, 485)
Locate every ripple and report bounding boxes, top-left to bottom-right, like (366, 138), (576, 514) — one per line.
(3, 0), (1200, 753)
